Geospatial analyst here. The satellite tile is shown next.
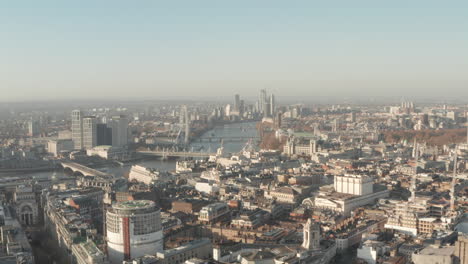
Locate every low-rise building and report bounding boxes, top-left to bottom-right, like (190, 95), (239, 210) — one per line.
(311, 185), (390, 216)
(265, 186), (300, 205)
(128, 165), (159, 185)
(86, 145), (127, 160)
(412, 244), (455, 264)
(199, 203), (230, 223)
(48, 139), (74, 157)
(72, 240), (108, 264)
(14, 184), (38, 226)
(156, 239), (212, 264)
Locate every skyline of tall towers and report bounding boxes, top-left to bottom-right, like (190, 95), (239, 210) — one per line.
(258, 89), (275, 118)
(106, 200), (163, 263)
(72, 110), (128, 150)
(231, 94), (245, 117)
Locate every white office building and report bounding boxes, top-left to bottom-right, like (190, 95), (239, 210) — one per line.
(334, 175), (373, 196)
(47, 139), (74, 157)
(128, 165), (159, 185)
(198, 203), (229, 223)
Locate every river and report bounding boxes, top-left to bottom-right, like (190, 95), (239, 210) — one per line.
(4, 121), (259, 181)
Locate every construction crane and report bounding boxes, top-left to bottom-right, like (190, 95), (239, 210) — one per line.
(450, 145), (458, 211)
(410, 141), (418, 203)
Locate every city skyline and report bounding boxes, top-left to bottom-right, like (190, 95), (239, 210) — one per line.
(1, 2), (468, 264)
(1, 0), (468, 101)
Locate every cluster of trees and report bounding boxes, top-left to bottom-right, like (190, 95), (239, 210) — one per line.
(384, 128), (466, 145)
(259, 132), (283, 150)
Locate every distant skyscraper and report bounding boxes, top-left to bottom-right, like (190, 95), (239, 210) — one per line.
(269, 94), (275, 117)
(28, 119), (40, 137)
(179, 105), (190, 144)
(258, 89), (275, 118)
(275, 112), (282, 128)
(82, 116), (97, 149)
(225, 104), (231, 117)
(259, 89), (268, 116)
(265, 101), (272, 117)
(184, 107), (190, 144)
(234, 94), (240, 112)
(97, 123), (113, 146)
(71, 110), (84, 150)
(109, 115), (129, 147)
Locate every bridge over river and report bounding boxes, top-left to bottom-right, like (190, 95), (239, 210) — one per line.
(137, 150), (215, 158)
(192, 136), (260, 143)
(61, 162), (111, 177)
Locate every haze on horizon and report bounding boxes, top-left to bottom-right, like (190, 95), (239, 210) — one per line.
(1, 0), (467, 102)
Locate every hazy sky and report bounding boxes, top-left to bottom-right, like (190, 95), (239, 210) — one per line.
(1, 0), (467, 101)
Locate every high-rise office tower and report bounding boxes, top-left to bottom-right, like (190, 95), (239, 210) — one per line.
(269, 94), (275, 117)
(71, 110), (84, 150)
(239, 99), (245, 116)
(184, 107), (190, 144)
(259, 89), (268, 115)
(265, 101), (272, 117)
(275, 112), (282, 128)
(97, 124), (113, 146)
(258, 89), (275, 118)
(106, 200), (163, 263)
(28, 119), (40, 137)
(179, 105), (190, 144)
(109, 115), (129, 147)
(234, 94), (240, 112)
(82, 116), (97, 149)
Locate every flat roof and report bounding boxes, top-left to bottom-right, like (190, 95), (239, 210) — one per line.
(81, 241), (103, 257)
(113, 200), (155, 210)
(160, 239), (211, 257)
(418, 245), (454, 256)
